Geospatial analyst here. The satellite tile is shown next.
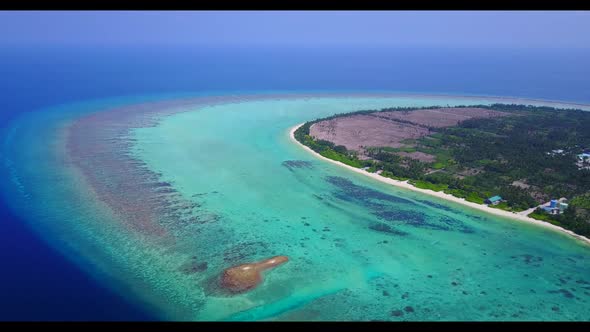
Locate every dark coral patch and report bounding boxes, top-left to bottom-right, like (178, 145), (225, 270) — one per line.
(548, 289), (575, 299)
(312, 194), (324, 201)
(391, 310), (404, 317)
(511, 254), (543, 265)
(325, 176), (474, 233)
(373, 210), (425, 224)
(325, 176), (413, 205)
(179, 261), (208, 274)
(369, 223), (408, 236)
(282, 160), (313, 171)
(223, 241), (269, 264)
(415, 199), (454, 212)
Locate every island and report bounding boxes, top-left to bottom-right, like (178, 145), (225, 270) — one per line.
(292, 104), (590, 242)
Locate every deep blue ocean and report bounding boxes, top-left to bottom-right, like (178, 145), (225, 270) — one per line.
(0, 45), (589, 320)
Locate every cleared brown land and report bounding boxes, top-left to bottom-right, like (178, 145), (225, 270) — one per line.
(309, 107), (509, 161)
(511, 180), (531, 189)
(376, 107), (509, 128)
(310, 114), (430, 151)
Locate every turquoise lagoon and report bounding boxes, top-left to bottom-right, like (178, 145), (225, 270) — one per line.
(3, 93), (590, 321)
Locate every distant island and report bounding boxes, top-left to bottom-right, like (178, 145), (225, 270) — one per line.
(292, 104), (590, 240)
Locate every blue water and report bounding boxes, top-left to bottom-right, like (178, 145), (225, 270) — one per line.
(1, 45), (589, 320)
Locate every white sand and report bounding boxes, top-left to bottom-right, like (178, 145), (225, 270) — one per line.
(289, 123), (590, 246)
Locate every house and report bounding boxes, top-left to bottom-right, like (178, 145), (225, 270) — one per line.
(541, 198), (569, 215)
(559, 202), (569, 211)
(576, 153), (590, 170)
(485, 195), (503, 205)
(547, 149), (565, 156)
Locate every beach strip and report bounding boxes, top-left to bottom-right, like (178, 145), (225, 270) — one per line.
(289, 123), (590, 246)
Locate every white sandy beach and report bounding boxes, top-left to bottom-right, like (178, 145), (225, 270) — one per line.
(289, 123), (590, 246)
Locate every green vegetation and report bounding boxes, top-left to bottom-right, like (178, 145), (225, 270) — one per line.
(529, 209), (557, 223)
(319, 149), (364, 168)
(294, 104), (590, 237)
(409, 179), (448, 192)
(570, 193), (590, 209)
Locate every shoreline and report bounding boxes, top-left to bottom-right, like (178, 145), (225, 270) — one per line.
(288, 123), (590, 247)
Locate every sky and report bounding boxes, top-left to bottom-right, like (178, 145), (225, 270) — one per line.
(0, 11), (589, 48)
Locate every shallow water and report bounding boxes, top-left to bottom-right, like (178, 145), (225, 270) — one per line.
(2, 94), (590, 321)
